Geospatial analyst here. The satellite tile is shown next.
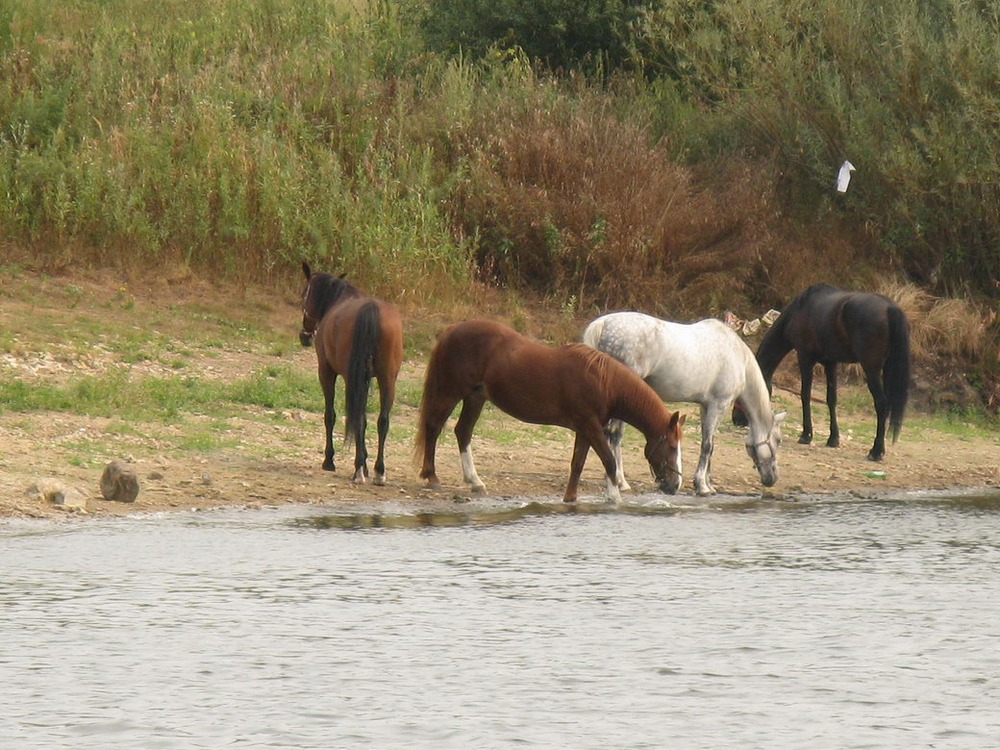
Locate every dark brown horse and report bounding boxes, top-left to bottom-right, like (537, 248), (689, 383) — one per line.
(414, 319), (686, 503)
(299, 262), (404, 484)
(744, 283), (911, 461)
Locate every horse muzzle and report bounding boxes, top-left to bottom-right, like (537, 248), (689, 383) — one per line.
(299, 330), (314, 347)
(657, 473), (681, 495)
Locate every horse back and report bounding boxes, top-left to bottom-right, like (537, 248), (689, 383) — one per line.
(430, 322), (609, 427)
(782, 285), (898, 365)
(316, 295), (402, 375)
(371, 299), (404, 374)
(838, 292), (898, 366)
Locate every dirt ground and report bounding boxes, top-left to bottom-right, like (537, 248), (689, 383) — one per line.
(1, 271), (998, 521)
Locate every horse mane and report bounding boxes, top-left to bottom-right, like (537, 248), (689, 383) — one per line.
(738, 345), (774, 432)
(311, 273), (362, 319)
(574, 344), (671, 436)
(574, 344), (613, 382)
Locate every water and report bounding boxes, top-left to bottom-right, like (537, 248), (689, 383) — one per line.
(3, 491), (1000, 749)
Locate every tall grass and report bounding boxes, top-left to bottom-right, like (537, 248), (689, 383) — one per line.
(636, 0), (1000, 296)
(4, 0), (998, 301)
(0, 0), (469, 297)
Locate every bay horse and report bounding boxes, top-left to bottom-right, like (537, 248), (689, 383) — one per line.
(414, 319), (686, 503)
(299, 262), (404, 484)
(745, 283), (911, 461)
(583, 312), (785, 496)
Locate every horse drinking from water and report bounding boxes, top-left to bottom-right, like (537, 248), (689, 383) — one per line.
(583, 312), (784, 496)
(746, 283), (910, 461)
(299, 262), (404, 484)
(414, 319), (686, 503)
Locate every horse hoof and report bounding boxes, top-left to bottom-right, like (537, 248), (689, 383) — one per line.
(373, 474), (386, 486)
(425, 481), (442, 491)
(798, 436), (812, 445)
(826, 438), (840, 448)
(470, 485), (486, 495)
(867, 452), (884, 462)
(322, 462), (335, 472)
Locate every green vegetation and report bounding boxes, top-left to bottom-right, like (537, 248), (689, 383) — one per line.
(1, 0), (998, 402)
(0, 365), (318, 420)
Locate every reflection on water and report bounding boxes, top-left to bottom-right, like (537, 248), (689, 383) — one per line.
(2, 489), (999, 749)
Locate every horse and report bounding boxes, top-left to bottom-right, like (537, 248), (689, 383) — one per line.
(583, 312), (785, 496)
(414, 319), (686, 503)
(298, 262), (404, 484)
(744, 283), (911, 461)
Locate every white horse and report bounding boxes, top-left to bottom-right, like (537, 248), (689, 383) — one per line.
(583, 311), (785, 496)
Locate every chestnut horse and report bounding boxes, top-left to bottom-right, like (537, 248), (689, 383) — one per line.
(414, 319), (686, 503)
(299, 262), (404, 484)
(745, 283), (911, 461)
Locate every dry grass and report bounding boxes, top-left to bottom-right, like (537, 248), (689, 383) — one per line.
(456, 89), (877, 321)
(878, 281), (993, 362)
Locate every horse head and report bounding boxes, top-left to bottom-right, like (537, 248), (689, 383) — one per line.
(299, 262), (352, 347)
(745, 411), (785, 487)
(645, 411), (686, 494)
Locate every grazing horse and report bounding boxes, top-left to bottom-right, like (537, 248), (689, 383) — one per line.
(299, 262), (404, 484)
(414, 319), (686, 503)
(583, 312), (785, 496)
(748, 283), (911, 461)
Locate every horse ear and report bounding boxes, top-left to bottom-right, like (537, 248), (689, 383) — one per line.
(302, 261), (312, 280)
(339, 272), (347, 280)
(774, 411), (787, 425)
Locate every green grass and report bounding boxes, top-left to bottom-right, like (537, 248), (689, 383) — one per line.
(0, 366), (321, 420)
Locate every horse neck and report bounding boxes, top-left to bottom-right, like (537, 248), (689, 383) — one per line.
(314, 279), (362, 319)
(755, 317), (792, 383)
(610, 371), (671, 440)
(739, 357), (774, 439)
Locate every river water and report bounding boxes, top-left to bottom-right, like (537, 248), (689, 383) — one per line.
(2, 490), (999, 749)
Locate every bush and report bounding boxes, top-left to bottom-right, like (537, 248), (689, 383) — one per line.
(418, 0), (653, 74)
(635, 0), (1000, 295)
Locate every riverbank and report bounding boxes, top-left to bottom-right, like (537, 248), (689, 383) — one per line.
(1, 269), (997, 520)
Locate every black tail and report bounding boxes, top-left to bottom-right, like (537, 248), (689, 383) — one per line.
(413, 333), (443, 468)
(884, 305), (911, 443)
(345, 301), (380, 442)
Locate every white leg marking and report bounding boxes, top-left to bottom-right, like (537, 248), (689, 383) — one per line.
(605, 475), (623, 504)
(460, 448), (486, 493)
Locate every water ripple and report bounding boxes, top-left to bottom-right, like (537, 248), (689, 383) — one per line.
(1, 490), (999, 748)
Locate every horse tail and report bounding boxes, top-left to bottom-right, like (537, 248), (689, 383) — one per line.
(345, 301), (380, 442)
(884, 305), (911, 444)
(581, 317), (604, 349)
(413, 332), (444, 467)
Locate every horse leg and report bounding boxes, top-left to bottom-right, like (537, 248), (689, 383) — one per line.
(320, 369), (338, 472)
(351, 411), (369, 484)
(565, 423), (620, 504)
(418, 394), (462, 490)
(604, 418), (631, 491)
(797, 353), (815, 445)
(455, 387), (488, 493)
(864, 367), (890, 461)
(371, 373), (397, 486)
(824, 362), (840, 448)
(693, 402), (722, 496)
